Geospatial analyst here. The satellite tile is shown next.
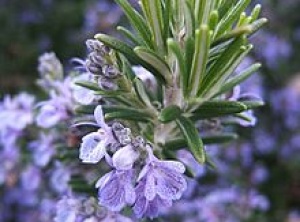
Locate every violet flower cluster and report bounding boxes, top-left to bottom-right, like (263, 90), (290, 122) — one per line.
(79, 105), (187, 219)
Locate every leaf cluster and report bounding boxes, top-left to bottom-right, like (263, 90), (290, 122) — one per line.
(77, 0), (266, 168)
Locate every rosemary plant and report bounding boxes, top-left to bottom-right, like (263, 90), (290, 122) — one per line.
(73, 0), (267, 219)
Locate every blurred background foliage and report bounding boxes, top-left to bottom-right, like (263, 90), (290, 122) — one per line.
(0, 0), (300, 221)
(0, 0), (122, 94)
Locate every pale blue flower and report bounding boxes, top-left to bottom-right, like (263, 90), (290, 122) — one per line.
(71, 73), (97, 105)
(96, 170), (136, 212)
(133, 179), (172, 219)
(133, 148), (187, 218)
(36, 103), (67, 128)
(54, 196), (80, 222)
(21, 166), (41, 191)
(0, 93), (34, 131)
(36, 92), (70, 128)
(50, 163), (71, 194)
(112, 144), (139, 170)
(29, 133), (55, 167)
(137, 149), (187, 201)
(80, 132), (107, 164)
(79, 106), (116, 164)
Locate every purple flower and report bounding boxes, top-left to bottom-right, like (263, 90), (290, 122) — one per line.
(133, 149), (187, 218)
(21, 166), (41, 191)
(54, 196), (80, 222)
(79, 106), (116, 164)
(112, 144), (140, 170)
(0, 93), (34, 131)
(36, 103), (67, 128)
(139, 150), (187, 199)
(29, 133), (55, 167)
(36, 92), (70, 128)
(71, 73), (97, 105)
(133, 180), (173, 219)
(95, 170), (136, 211)
(255, 32), (292, 68)
(36, 76), (75, 128)
(50, 163), (71, 194)
(248, 190), (270, 211)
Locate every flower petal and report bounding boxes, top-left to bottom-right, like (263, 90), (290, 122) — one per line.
(73, 87), (95, 105)
(95, 171), (113, 189)
(79, 133), (106, 164)
(145, 173), (156, 201)
(124, 182), (136, 205)
(155, 168), (187, 200)
(133, 191), (148, 218)
(112, 145), (139, 170)
(94, 106), (107, 129)
(98, 172), (126, 211)
(157, 160), (186, 174)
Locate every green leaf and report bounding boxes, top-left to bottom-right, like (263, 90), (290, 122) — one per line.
(114, 0), (153, 48)
(69, 176), (95, 195)
(134, 46), (172, 84)
(162, 0), (171, 41)
(75, 81), (101, 91)
(102, 105), (153, 122)
(212, 26), (252, 46)
(214, 63), (261, 97)
(209, 10), (219, 31)
(75, 105), (96, 115)
(183, 0), (196, 38)
(167, 39), (188, 96)
(234, 112), (254, 123)
(105, 110), (152, 122)
(159, 105), (182, 123)
(95, 34), (140, 64)
(195, 0), (214, 26)
(214, 0), (251, 38)
(133, 78), (153, 108)
(165, 133), (238, 150)
(250, 4), (262, 22)
(117, 26), (143, 46)
(248, 18), (268, 35)
(56, 148), (79, 161)
(242, 100), (265, 109)
(189, 25), (211, 97)
(204, 44), (253, 98)
(176, 115), (205, 164)
(191, 100), (247, 120)
(218, 0), (238, 19)
(199, 36), (247, 97)
(185, 37), (196, 79)
(120, 55), (136, 81)
(141, 0), (165, 53)
(75, 81), (126, 97)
